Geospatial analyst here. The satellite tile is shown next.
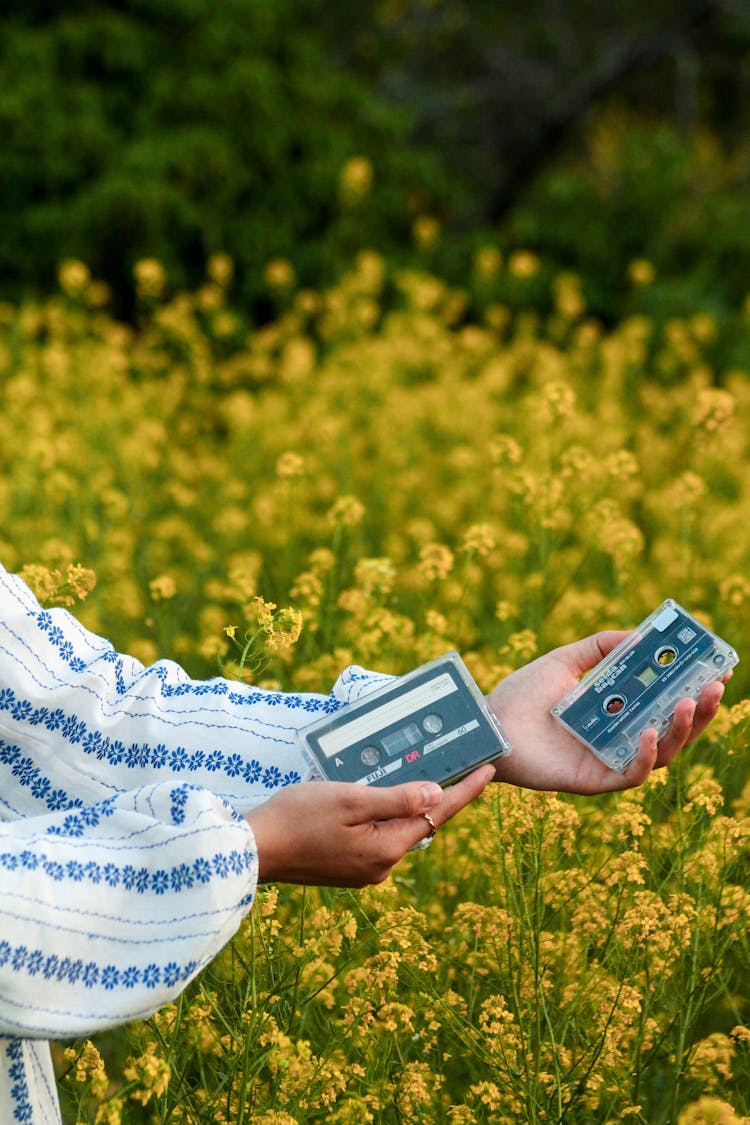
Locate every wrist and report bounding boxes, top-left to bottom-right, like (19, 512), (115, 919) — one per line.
(245, 808), (281, 883)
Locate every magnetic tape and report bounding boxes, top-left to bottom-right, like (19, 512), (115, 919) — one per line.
(298, 651), (512, 788)
(551, 599), (739, 771)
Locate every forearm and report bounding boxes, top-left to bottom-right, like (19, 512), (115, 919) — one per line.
(0, 563), (392, 814)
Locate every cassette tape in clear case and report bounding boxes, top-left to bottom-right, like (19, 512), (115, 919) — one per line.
(298, 651), (511, 788)
(551, 599), (739, 771)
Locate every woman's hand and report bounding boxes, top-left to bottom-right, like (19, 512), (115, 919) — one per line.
(487, 630), (729, 795)
(246, 764), (495, 887)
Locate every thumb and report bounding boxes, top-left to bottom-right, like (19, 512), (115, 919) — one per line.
(363, 780), (443, 823)
(567, 630), (632, 676)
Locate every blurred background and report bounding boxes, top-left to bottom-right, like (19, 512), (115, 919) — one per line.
(5, 9), (750, 1120)
(2, 0), (750, 329)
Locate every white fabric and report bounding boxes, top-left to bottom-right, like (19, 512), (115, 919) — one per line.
(0, 563), (387, 1121)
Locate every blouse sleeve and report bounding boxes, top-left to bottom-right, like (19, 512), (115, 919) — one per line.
(0, 782), (257, 1039)
(0, 563), (391, 1038)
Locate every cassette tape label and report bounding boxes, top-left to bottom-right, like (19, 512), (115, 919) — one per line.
(298, 651), (512, 788)
(552, 600), (738, 771)
(315, 673), (458, 759)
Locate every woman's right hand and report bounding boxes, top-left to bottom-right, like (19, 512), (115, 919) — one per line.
(245, 764), (495, 887)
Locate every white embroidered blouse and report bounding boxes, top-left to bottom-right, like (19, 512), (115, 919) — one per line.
(0, 563), (385, 1122)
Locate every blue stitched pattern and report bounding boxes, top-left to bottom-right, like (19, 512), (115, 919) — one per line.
(33, 608), (340, 714)
(0, 935), (200, 995)
(0, 838), (253, 893)
(0, 682), (305, 812)
(0, 738), (79, 814)
(0, 565), (388, 1125)
(5, 1039), (33, 1122)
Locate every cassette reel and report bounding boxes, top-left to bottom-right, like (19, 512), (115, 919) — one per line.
(551, 599), (739, 771)
(298, 651), (511, 788)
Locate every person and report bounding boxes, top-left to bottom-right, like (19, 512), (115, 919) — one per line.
(0, 562), (727, 1122)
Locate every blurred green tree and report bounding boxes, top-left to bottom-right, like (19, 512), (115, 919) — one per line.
(0, 0), (453, 313)
(1, 0), (750, 318)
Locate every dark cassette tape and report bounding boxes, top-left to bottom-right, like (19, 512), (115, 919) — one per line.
(298, 651), (511, 788)
(551, 599), (739, 772)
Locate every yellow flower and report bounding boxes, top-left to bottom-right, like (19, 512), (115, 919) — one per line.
(508, 249), (539, 278)
(684, 766), (724, 817)
(123, 1041), (171, 1105)
(396, 1061), (439, 1115)
(354, 556), (396, 598)
(473, 245), (503, 279)
(58, 259), (90, 297)
(18, 564), (61, 606)
(18, 562), (96, 607)
(468, 1080), (504, 1111)
(253, 595), (277, 632)
(264, 258), (296, 291)
(628, 258), (656, 285)
(252, 1113), (300, 1125)
(553, 271), (585, 318)
(543, 379), (576, 421)
(418, 543), (454, 582)
(276, 451), (306, 479)
(327, 495), (365, 528)
(95, 1100), (124, 1125)
(687, 1033), (735, 1089)
(459, 523), (496, 557)
(149, 574), (177, 600)
(339, 155), (374, 204)
(692, 387), (734, 432)
(412, 215), (441, 250)
(207, 252), (234, 287)
(265, 606), (303, 654)
(63, 1041), (108, 1097)
(677, 1096), (746, 1124)
(133, 258), (166, 298)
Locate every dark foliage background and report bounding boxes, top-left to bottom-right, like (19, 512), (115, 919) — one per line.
(1, 0), (749, 320)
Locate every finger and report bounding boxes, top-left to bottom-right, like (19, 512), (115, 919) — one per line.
(374, 764), (495, 854)
(431, 764), (496, 827)
(686, 681), (725, 743)
(624, 727), (660, 786)
(566, 630), (632, 676)
(360, 779), (444, 823)
(654, 697), (697, 764)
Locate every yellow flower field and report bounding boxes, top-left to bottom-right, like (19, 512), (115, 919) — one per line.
(1, 248), (748, 1123)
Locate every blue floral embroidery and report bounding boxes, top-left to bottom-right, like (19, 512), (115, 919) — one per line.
(0, 843), (254, 895)
(262, 766), (282, 789)
(170, 785), (190, 825)
(5, 1039), (34, 1123)
(1, 681), (305, 812)
(33, 607), (336, 714)
(0, 924), (249, 1000)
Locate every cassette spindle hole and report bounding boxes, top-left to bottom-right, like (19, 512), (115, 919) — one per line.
(361, 746), (381, 767)
(604, 694), (626, 715)
(655, 646), (677, 667)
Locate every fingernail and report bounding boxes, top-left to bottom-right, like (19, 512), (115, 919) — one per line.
(420, 783), (442, 809)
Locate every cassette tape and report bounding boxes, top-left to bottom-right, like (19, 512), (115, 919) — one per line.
(298, 651), (511, 788)
(551, 599), (739, 771)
